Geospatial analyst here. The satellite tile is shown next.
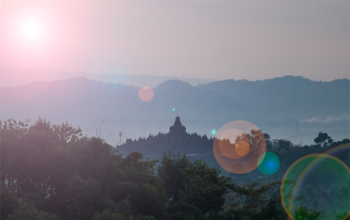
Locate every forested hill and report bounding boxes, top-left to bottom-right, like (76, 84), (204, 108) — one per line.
(0, 118), (275, 220)
(197, 76), (349, 119)
(1, 118), (349, 220)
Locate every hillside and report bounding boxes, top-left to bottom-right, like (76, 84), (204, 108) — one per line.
(0, 76), (348, 145)
(197, 76), (349, 119)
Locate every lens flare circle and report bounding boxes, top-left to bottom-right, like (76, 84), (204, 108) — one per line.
(235, 141), (250, 157)
(139, 86), (154, 102)
(218, 128), (249, 159)
(281, 147), (350, 220)
(213, 120), (266, 174)
(257, 152), (280, 175)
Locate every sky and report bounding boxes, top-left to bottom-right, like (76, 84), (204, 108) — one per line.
(0, 0), (348, 83)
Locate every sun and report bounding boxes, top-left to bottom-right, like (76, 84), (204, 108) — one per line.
(19, 18), (44, 40)
(2, 3), (59, 63)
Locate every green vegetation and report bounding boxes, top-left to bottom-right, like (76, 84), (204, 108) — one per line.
(1, 118), (349, 220)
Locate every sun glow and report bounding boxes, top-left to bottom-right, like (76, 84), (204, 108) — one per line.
(19, 18), (44, 40)
(0, 0), (93, 72)
(0, 1), (64, 67)
(8, 5), (54, 47)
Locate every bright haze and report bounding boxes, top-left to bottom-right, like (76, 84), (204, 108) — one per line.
(0, 0), (348, 83)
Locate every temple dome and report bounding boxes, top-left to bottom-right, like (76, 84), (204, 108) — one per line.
(169, 116), (186, 136)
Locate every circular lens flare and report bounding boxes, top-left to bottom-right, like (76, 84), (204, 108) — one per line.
(235, 141), (250, 157)
(257, 152), (280, 175)
(281, 152), (350, 220)
(139, 86), (154, 102)
(213, 120), (266, 174)
(218, 128), (248, 159)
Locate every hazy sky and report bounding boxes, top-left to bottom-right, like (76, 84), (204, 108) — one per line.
(0, 0), (348, 82)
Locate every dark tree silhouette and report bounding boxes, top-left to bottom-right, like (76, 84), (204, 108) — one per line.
(314, 132), (334, 147)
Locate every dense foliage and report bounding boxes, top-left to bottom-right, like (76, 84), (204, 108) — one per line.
(1, 118), (349, 220)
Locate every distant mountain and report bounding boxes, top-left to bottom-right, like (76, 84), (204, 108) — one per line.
(88, 73), (216, 87)
(0, 67), (83, 88)
(0, 77), (256, 124)
(0, 76), (349, 145)
(197, 76), (349, 119)
(0, 67), (216, 88)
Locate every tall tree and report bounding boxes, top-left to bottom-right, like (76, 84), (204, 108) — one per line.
(314, 132), (333, 147)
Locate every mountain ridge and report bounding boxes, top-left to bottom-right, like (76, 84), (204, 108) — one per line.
(0, 76), (348, 145)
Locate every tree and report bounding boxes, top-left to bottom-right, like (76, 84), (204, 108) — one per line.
(93, 210), (128, 220)
(226, 182), (269, 213)
(294, 206), (320, 220)
(272, 139), (294, 149)
(314, 132), (333, 147)
(263, 133), (273, 150)
(63, 176), (104, 220)
(114, 152), (168, 220)
(166, 202), (201, 220)
(179, 160), (234, 218)
(158, 152), (192, 203)
(0, 186), (18, 219)
(251, 189), (287, 220)
(5, 199), (58, 220)
(224, 182), (287, 220)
